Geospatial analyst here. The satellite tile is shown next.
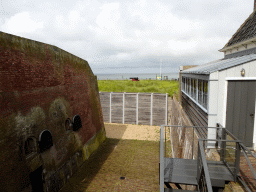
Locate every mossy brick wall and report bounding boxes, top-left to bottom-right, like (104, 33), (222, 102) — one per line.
(170, 95), (199, 159)
(0, 31), (106, 192)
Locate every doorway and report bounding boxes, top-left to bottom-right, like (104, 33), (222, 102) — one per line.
(226, 80), (256, 147)
(29, 166), (44, 192)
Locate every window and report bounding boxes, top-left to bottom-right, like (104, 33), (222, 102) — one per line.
(185, 78), (188, 93)
(72, 115), (82, 131)
(191, 79), (194, 98)
(65, 118), (72, 131)
(24, 137), (36, 155)
(198, 80), (203, 105)
(39, 130), (53, 153)
(182, 77), (185, 91)
(193, 79), (197, 100)
(181, 76), (208, 111)
(203, 81), (208, 109)
(188, 78), (191, 95)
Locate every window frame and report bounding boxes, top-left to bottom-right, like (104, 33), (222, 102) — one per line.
(181, 75), (208, 112)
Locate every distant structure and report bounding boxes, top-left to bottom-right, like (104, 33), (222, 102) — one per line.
(179, 5), (256, 148)
(130, 77), (139, 81)
(0, 32), (106, 192)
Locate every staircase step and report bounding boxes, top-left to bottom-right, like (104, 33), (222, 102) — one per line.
(164, 189), (199, 192)
(164, 158), (234, 187)
(164, 158), (198, 185)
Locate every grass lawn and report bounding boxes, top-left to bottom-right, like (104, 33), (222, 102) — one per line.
(98, 80), (179, 97)
(60, 138), (160, 192)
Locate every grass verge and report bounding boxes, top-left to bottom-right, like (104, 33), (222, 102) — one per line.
(98, 80), (179, 97)
(60, 138), (160, 192)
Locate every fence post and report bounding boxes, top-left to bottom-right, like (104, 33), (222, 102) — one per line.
(136, 93), (139, 125)
(151, 93), (153, 126)
(110, 92), (112, 123)
(123, 92), (125, 124)
(166, 93), (168, 125)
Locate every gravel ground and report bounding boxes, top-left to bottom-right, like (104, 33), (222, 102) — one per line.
(104, 123), (161, 141)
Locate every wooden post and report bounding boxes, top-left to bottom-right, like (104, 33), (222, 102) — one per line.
(136, 93), (139, 125)
(166, 93), (168, 125)
(123, 92), (125, 124)
(151, 93), (153, 126)
(110, 92), (112, 123)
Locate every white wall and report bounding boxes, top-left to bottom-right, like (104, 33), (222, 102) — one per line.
(209, 61), (256, 147)
(208, 72), (219, 142)
(224, 42), (256, 56)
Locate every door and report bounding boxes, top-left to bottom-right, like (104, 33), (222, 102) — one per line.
(226, 80), (256, 147)
(29, 166), (44, 192)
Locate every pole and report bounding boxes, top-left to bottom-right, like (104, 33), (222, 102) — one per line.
(110, 92), (112, 123)
(151, 93), (153, 126)
(165, 93), (168, 125)
(123, 93), (125, 124)
(160, 59), (162, 80)
(136, 93), (139, 125)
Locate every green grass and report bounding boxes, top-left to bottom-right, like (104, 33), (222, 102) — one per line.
(60, 138), (160, 192)
(98, 80), (179, 97)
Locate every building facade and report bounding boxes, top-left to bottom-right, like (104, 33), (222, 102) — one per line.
(180, 6), (256, 148)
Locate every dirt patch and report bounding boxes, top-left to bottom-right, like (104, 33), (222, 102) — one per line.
(104, 123), (160, 141)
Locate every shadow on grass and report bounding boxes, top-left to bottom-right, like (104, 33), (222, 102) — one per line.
(60, 138), (160, 192)
(60, 138), (120, 192)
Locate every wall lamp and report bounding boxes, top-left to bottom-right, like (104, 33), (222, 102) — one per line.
(241, 68), (245, 77)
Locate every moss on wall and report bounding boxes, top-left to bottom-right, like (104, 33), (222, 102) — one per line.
(84, 127), (106, 159)
(0, 31), (106, 192)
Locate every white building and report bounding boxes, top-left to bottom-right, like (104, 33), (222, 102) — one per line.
(180, 6), (256, 148)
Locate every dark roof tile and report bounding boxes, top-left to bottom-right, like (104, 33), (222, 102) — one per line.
(224, 10), (256, 47)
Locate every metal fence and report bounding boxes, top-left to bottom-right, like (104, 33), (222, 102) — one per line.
(99, 92), (168, 126)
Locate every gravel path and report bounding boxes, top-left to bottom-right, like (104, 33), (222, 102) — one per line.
(104, 123), (161, 141)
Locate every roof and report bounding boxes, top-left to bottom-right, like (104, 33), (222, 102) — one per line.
(181, 54), (256, 74)
(223, 10), (256, 48)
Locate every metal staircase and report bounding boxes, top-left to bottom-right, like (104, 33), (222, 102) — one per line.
(159, 125), (256, 192)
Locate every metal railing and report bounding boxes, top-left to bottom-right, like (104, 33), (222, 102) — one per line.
(217, 123), (256, 192)
(159, 125), (256, 192)
(197, 140), (213, 192)
(159, 125), (165, 192)
(159, 125), (220, 192)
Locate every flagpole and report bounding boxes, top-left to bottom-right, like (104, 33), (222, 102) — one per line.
(160, 59), (162, 80)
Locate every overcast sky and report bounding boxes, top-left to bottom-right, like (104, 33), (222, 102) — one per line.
(0, 0), (254, 74)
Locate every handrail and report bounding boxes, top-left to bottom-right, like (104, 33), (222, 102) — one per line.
(160, 125), (256, 192)
(164, 125), (226, 129)
(197, 140), (213, 192)
(240, 143), (256, 159)
(240, 148), (256, 180)
(159, 125), (164, 192)
(237, 176), (252, 192)
(217, 123), (256, 190)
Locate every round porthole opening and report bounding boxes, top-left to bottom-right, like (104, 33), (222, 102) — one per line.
(24, 137), (37, 155)
(72, 115), (82, 131)
(65, 118), (72, 131)
(39, 130), (53, 153)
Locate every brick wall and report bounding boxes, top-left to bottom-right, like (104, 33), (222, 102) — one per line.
(0, 32), (105, 192)
(170, 95), (199, 159)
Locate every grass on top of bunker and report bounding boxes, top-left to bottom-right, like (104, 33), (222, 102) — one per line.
(60, 138), (160, 192)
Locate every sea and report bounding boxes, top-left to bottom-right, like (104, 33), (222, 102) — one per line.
(95, 73), (179, 80)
